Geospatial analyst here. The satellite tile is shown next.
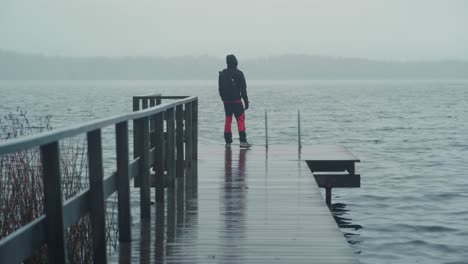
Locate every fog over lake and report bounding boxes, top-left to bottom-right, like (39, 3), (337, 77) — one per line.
(1, 0), (467, 263)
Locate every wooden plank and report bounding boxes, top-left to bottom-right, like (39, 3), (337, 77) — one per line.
(40, 142), (67, 264)
(132, 93), (162, 100)
(62, 189), (90, 228)
(129, 157), (139, 180)
(301, 145), (360, 162)
(87, 129), (107, 263)
(108, 145), (358, 264)
(116, 121), (131, 242)
(313, 173), (361, 188)
(0, 216), (46, 264)
(103, 172), (117, 199)
(306, 160), (355, 174)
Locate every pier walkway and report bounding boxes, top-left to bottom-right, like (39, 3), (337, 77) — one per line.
(109, 145), (358, 264)
(0, 95), (359, 264)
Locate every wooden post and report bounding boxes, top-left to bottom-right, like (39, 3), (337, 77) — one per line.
(87, 129), (107, 263)
(155, 204), (165, 262)
(166, 108), (176, 188)
(116, 121), (131, 242)
(325, 187), (332, 209)
(135, 117), (151, 219)
(155, 112), (165, 203)
(133, 97), (139, 112)
(184, 102), (193, 193)
(149, 98), (156, 149)
(191, 100), (198, 194)
(133, 97), (140, 187)
(176, 105), (184, 181)
(40, 142), (67, 264)
(150, 98), (156, 107)
(192, 100), (198, 161)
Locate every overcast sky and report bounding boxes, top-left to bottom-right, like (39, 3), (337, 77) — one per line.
(1, 0), (467, 60)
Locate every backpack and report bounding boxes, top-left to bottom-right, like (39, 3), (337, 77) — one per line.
(219, 70), (237, 100)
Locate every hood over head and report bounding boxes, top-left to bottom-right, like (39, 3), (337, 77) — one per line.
(226, 54), (238, 69)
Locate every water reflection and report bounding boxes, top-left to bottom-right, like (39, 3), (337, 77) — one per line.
(220, 148), (248, 262)
(331, 202), (362, 247)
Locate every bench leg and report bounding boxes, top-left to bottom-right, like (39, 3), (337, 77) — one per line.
(325, 187), (332, 209)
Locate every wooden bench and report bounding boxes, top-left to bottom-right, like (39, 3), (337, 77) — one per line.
(301, 145), (360, 207)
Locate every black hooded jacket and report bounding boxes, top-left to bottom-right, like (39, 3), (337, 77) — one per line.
(218, 55), (249, 103)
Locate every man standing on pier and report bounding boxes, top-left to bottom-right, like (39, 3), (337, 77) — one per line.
(218, 54), (252, 148)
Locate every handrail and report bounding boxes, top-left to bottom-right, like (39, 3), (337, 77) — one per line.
(0, 96), (197, 155)
(0, 95), (198, 264)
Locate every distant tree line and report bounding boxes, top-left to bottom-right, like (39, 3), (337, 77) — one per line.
(1, 50), (467, 80)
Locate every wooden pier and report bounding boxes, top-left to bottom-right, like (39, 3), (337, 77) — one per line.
(108, 145), (359, 264)
(0, 94), (360, 264)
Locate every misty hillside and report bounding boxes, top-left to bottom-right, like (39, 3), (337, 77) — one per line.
(1, 50), (467, 80)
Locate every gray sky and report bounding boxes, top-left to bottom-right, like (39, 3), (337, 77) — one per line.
(1, 0), (467, 60)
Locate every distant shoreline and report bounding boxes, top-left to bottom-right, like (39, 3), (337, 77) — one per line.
(2, 50), (467, 80)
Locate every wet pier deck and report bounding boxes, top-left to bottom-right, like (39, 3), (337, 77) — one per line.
(109, 145), (358, 263)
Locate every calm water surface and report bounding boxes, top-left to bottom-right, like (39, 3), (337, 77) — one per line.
(1, 80), (467, 264)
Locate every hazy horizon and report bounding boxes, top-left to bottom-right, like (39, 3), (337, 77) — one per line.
(1, 0), (467, 60)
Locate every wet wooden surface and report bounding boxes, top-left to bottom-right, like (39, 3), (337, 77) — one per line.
(108, 145), (358, 263)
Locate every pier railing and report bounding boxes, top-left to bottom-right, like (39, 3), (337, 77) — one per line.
(0, 95), (198, 264)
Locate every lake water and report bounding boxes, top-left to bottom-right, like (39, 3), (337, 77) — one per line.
(1, 80), (468, 264)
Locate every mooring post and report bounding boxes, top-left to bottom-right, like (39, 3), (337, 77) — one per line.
(265, 110), (268, 148)
(298, 110), (302, 150)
